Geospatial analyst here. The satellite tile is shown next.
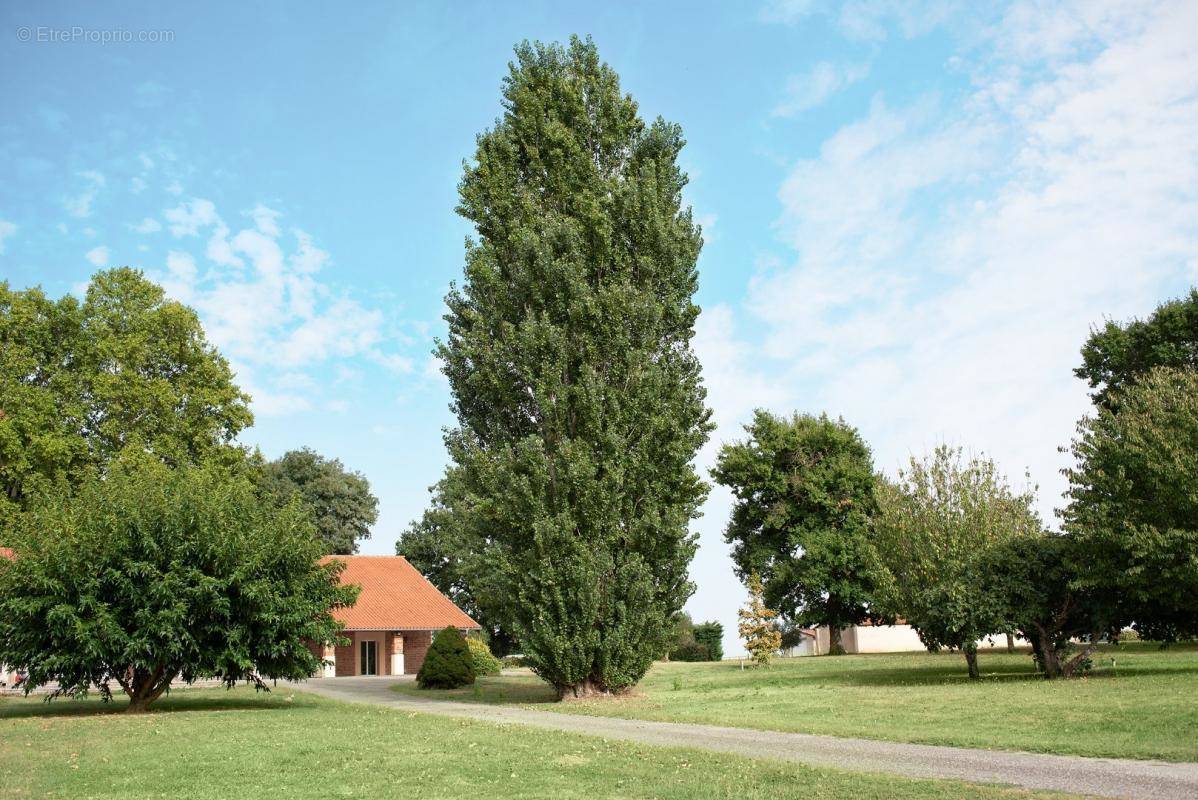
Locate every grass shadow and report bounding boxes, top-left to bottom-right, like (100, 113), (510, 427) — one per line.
(0, 686), (312, 720)
(391, 673), (559, 705)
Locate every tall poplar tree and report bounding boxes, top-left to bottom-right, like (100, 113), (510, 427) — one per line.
(435, 37), (711, 698)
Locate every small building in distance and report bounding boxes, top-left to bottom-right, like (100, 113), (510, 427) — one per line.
(316, 555), (480, 677)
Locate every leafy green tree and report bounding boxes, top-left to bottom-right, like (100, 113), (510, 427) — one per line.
(738, 574), (781, 666)
(0, 457), (357, 712)
(1062, 366), (1198, 642)
(417, 626), (476, 689)
(1076, 288), (1198, 409)
(260, 448), (379, 555)
(712, 411), (879, 655)
(398, 468), (518, 655)
(693, 621), (724, 662)
(872, 447), (1040, 679)
(431, 37), (711, 698)
(984, 532), (1118, 679)
(0, 269), (252, 528)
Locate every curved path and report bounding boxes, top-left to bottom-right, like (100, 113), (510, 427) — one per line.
(290, 676), (1198, 800)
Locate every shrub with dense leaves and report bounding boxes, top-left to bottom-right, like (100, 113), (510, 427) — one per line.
(417, 627), (476, 689)
(465, 636), (502, 676)
(0, 457), (357, 712)
(669, 640), (711, 662)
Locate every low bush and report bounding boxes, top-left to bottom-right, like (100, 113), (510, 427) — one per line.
(501, 654), (530, 669)
(669, 641), (711, 662)
(416, 627), (476, 689)
(465, 636), (502, 676)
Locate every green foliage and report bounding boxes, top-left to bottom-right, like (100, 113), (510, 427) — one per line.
(983, 532), (1115, 678)
(398, 468), (518, 655)
(430, 37), (711, 698)
(1062, 366), (1198, 642)
(1076, 288), (1198, 409)
(465, 635), (503, 676)
(0, 269), (252, 528)
(669, 640), (711, 662)
(0, 457), (356, 711)
(417, 626), (476, 689)
(739, 574), (782, 666)
(712, 411), (879, 655)
(872, 446), (1041, 679)
(260, 448), (379, 555)
(693, 621), (724, 661)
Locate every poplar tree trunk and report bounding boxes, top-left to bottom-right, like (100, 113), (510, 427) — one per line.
(1006, 632), (1015, 653)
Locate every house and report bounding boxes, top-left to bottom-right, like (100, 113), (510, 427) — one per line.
(806, 621), (1027, 655)
(315, 555), (480, 677)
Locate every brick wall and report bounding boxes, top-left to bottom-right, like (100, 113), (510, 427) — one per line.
(335, 636), (355, 677)
(400, 630), (433, 675)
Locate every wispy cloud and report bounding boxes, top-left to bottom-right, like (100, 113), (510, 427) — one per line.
(151, 198), (414, 416)
(84, 245), (110, 267)
(0, 220), (16, 254)
(64, 170), (106, 218)
(772, 61), (870, 117)
(741, 0), (1198, 521)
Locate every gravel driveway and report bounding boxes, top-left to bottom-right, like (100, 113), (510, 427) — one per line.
(290, 676), (1198, 800)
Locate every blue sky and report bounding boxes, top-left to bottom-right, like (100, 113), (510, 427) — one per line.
(3, 1), (1197, 654)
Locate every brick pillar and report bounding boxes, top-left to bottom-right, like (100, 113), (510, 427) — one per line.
(322, 644), (336, 678)
(391, 632), (404, 676)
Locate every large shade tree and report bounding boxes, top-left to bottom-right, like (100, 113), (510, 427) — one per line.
(1061, 366), (1198, 643)
(1076, 288), (1198, 409)
(872, 447), (1041, 679)
(0, 268), (252, 529)
(0, 458), (357, 712)
(260, 448), (379, 555)
(430, 37), (711, 698)
(712, 411), (880, 655)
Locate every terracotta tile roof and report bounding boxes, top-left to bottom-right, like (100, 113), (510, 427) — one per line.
(319, 555), (479, 631)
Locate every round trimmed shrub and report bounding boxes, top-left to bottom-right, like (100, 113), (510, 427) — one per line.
(416, 626), (476, 689)
(465, 636), (502, 676)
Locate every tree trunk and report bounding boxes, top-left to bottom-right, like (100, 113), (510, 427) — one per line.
(1039, 641), (1063, 679)
(1005, 632), (1015, 654)
(557, 677), (611, 701)
(827, 626), (846, 656)
(120, 665), (174, 713)
(963, 643), (980, 680)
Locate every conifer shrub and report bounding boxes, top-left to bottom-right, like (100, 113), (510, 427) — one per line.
(416, 627), (476, 689)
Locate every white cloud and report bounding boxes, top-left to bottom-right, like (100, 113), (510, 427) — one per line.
(130, 177), (148, 194)
(64, 170), (105, 218)
(772, 61), (870, 117)
(740, 0), (1198, 524)
(131, 217), (161, 234)
(146, 199), (414, 417)
(164, 198), (219, 237)
(84, 245), (109, 267)
(0, 220), (16, 254)
(249, 204), (282, 237)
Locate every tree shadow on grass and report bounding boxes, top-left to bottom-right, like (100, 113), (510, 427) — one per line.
(391, 674), (560, 705)
(0, 688), (314, 720)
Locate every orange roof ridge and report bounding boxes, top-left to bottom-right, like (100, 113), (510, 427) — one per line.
(319, 553), (479, 631)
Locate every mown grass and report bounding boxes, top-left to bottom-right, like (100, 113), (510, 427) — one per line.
(395, 642), (1198, 761)
(0, 687), (1071, 800)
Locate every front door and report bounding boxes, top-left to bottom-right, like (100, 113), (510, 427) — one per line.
(360, 640), (377, 675)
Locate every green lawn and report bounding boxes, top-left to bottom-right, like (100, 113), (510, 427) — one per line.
(0, 688), (1070, 800)
(397, 642), (1198, 762)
